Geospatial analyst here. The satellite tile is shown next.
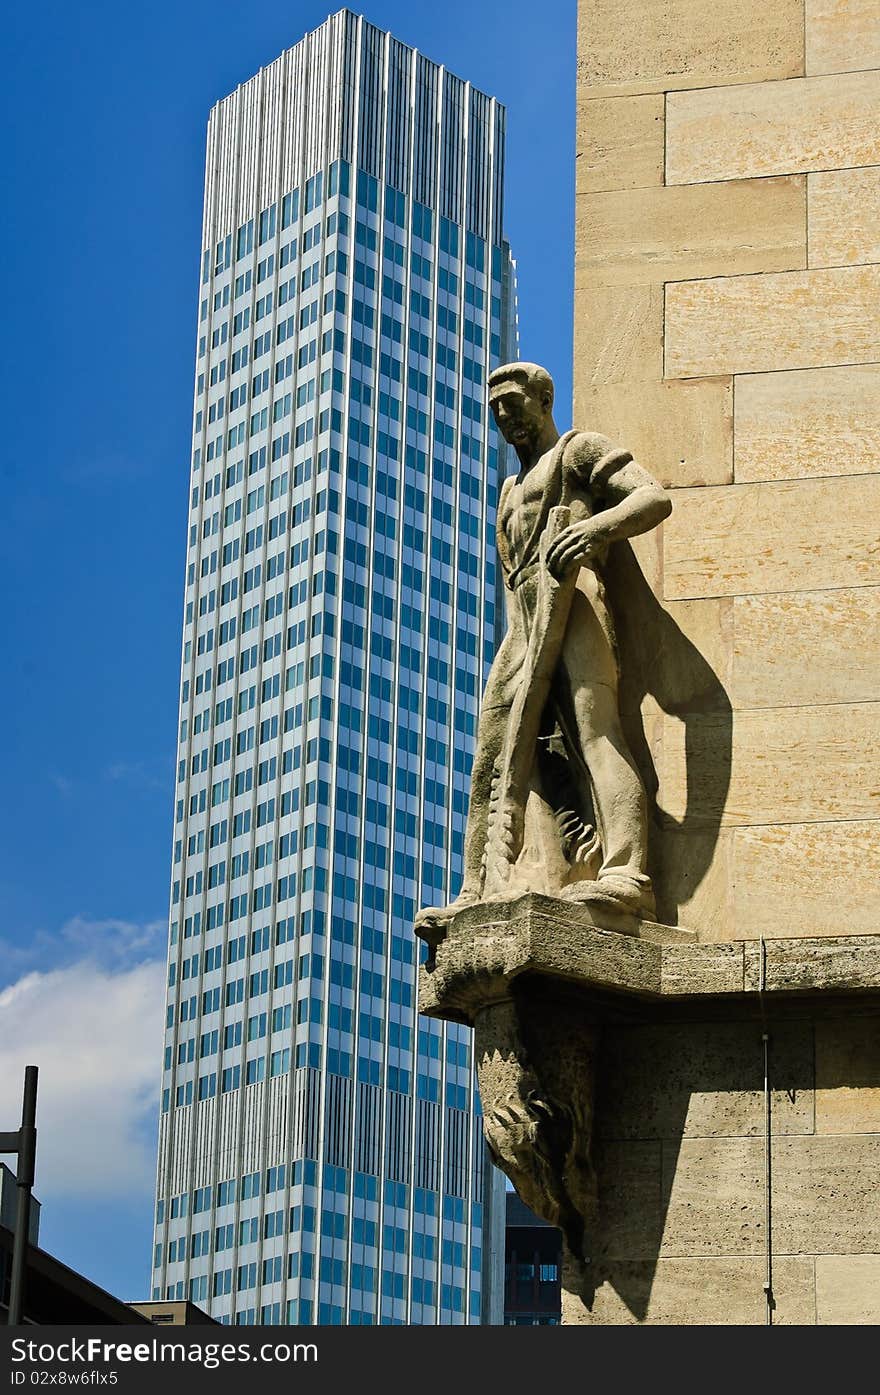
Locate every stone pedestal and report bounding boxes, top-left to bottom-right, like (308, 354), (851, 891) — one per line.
(419, 894), (880, 1324)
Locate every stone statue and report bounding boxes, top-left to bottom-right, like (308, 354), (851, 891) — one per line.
(417, 361), (672, 940)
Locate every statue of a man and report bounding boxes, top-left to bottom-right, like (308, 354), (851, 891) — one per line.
(418, 361), (672, 933)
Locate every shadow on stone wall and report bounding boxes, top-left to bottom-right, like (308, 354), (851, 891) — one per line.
(569, 1016), (819, 1322)
(605, 540), (733, 928)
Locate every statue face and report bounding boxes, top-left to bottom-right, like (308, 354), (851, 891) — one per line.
(489, 382), (550, 449)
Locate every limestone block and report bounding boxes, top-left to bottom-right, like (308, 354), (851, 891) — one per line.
(596, 1021), (814, 1140)
(660, 1138), (765, 1255)
(773, 1136), (880, 1252)
(574, 282), (663, 387)
(732, 589), (880, 708)
(743, 934), (880, 993)
(806, 0), (880, 75)
(815, 1256), (880, 1323)
(815, 1017), (880, 1132)
(808, 167), (880, 267)
(659, 704), (880, 826)
(735, 365), (880, 482)
(652, 826), (735, 940)
(660, 941), (744, 995)
(626, 526), (663, 594)
(579, 379), (732, 488)
(663, 1135), (880, 1255)
(577, 94), (665, 194)
(734, 821), (880, 939)
(564, 1256), (816, 1324)
(743, 930), (875, 993)
(594, 1140), (663, 1260)
(577, 0), (804, 98)
(576, 179), (806, 285)
(662, 475), (880, 598)
(666, 71), (880, 185)
(665, 266), (880, 378)
(646, 596), (734, 707)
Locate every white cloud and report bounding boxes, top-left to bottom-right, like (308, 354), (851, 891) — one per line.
(104, 760), (170, 792)
(55, 914), (166, 966)
(0, 914), (166, 979)
(0, 958), (166, 1201)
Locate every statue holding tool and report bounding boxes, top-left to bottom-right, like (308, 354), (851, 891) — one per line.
(417, 361), (672, 940)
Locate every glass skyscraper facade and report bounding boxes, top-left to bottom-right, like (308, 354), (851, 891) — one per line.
(152, 9), (517, 1326)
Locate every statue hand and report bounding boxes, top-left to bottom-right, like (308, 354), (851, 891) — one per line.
(545, 520), (608, 578)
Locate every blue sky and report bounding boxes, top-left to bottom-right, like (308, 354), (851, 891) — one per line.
(0, 1), (574, 1304)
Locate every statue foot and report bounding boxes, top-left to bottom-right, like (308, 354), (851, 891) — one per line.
(415, 891), (482, 939)
(415, 892), (483, 969)
(562, 875), (656, 919)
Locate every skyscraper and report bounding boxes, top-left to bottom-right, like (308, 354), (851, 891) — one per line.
(152, 9), (517, 1326)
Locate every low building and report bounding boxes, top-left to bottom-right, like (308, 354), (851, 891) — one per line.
(1, 1162), (148, 1325)
(503, 1193), (561, 1326)
(128, 1299), (218, 1325)
(0, 1163), (40, 1244)
(0, 1222), (150, 1326)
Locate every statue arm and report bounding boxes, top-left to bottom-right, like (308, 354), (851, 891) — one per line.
(546, 436), (671, 577)
(590, 457), (672, 541)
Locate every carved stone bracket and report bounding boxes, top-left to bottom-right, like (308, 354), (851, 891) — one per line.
(475, 989), (598, 1265)
(418, 893), (880, 1316)
(417, 894), (696, 1284)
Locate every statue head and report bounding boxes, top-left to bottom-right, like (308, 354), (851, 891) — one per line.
(487, 362), (555, 450)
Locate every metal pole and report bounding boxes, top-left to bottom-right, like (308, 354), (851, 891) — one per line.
(8, 1066), (38, 1326)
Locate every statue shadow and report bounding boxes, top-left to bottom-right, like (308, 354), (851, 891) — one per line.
(603, 540), (733, 928)
(580, 1014), (820, 1323)
(560, 540), (734, 1320)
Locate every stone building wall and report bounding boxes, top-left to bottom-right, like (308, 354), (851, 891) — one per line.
(563, 1009), (880, 1323)
(572, 0), (880, 1323)
(576, 0), (880, 943)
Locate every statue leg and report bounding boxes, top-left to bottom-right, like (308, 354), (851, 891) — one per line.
(557, 582), (654, 915)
